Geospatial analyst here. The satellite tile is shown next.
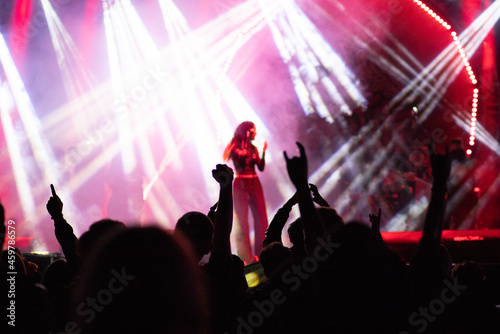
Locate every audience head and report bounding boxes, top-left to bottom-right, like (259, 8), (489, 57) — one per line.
(287, 218), (304, 247)
(288, 208), (343, 249)
(77, 218), (127, 262)
(75, 226), (209, 334)
(174, 211), (214, 261)
(43, 258), (72, 294)
(438, 243), (453, 277)
(317, 207), (344, 235)
(333, 221), (378, 255)
(228, 254), (249, 295)
(452, 260), (485, 293)
(259, 242), (294, 280)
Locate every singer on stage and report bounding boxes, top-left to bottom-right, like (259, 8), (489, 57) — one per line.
(223, 121), (268, 263)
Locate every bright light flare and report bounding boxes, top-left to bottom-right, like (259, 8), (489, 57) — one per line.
(0, 32), (81, 249)
(453, 114), (500, 155)
(260, 0), (365, 119)
(0, 77), (36, 218)
(102, 0), (163, 176)
(0, 33), (59, 189)
(41, 0), (94, 99)
(158, 0), (271, 202)
(404, 0), (478, 145)
(8, 0), (33, 67)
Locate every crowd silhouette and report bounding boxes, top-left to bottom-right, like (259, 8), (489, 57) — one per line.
(1, 137), (499, 334)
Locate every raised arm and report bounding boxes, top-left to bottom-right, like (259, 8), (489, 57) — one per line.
(284, 142), (326, 254)
(369, 207), (384, 245)
(210, 164), (234, 260)
(263, 191), (297, 247)
(257, 141), (267, 172)
(207, 200), (218, 224)
(421, 145), (451, 241)
(46, 184), (82, 275)
(309, 183), (330, 207)
(409, 144), (453, 302)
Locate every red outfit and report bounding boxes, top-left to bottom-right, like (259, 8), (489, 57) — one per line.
(229, 144), (268, 263)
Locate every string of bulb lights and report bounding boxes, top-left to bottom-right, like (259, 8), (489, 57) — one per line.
(411, 0), (478, 155)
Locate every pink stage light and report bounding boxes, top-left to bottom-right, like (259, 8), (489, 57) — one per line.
(9, 0), (33, 69)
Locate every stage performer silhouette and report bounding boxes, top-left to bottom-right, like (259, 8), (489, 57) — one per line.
(223, 121), (268, 263)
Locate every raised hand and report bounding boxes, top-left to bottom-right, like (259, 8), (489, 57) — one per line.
(212, 164), (234, 188)
(283, 191), (298, 210)
(369, 208), (382, 232)
(46, 184), (64, 219)
(309, 183), (329, 207)
(207, 201), (218, 223)
(369, 207), (384, 244)
(262, 141), (268, 154)
(211, 164), (234, 259)
(285, 143), (327, 250)
(284, 142), (308, 190)
(419, 143), (451, 241)
(429, 145), (451, 190)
